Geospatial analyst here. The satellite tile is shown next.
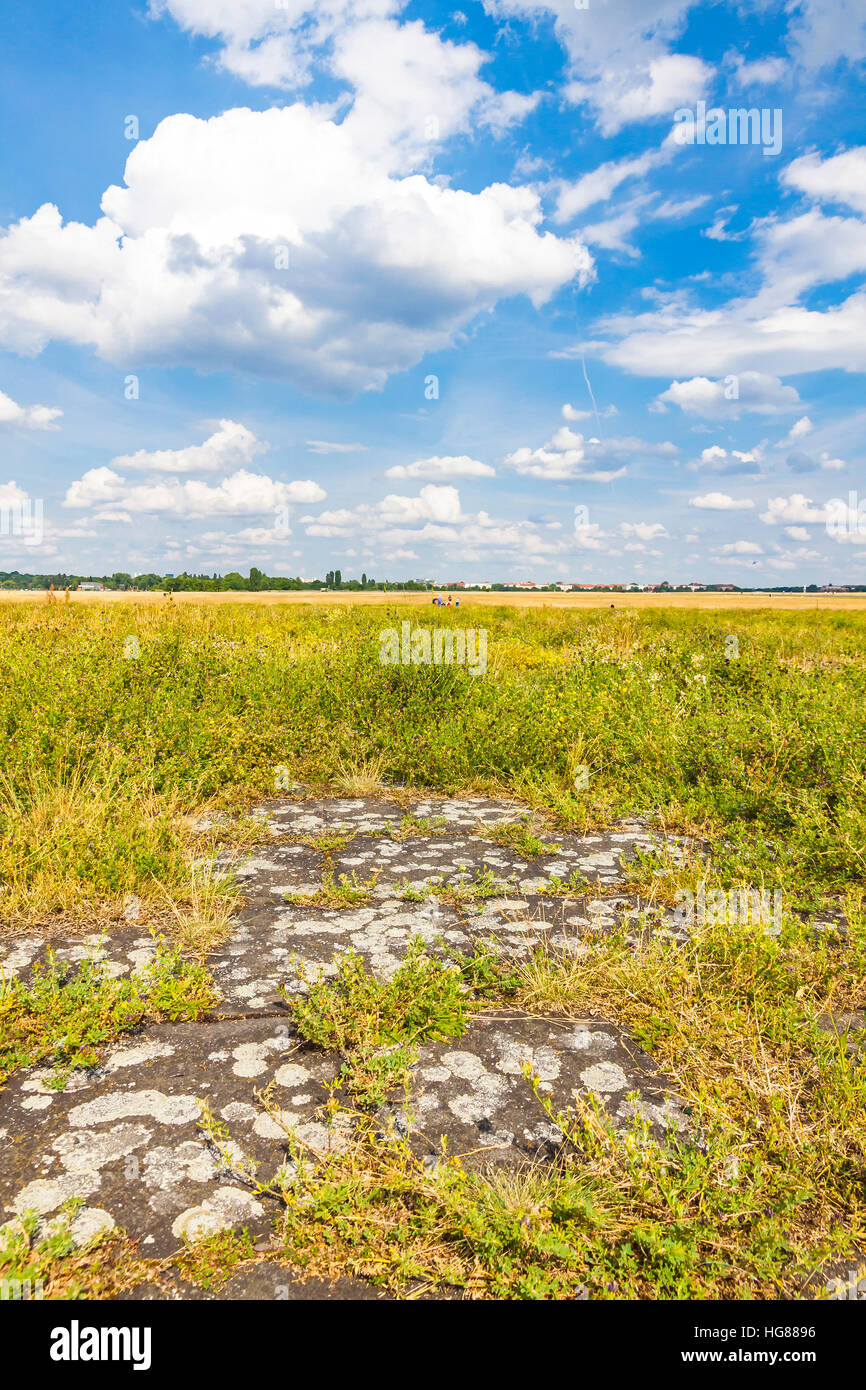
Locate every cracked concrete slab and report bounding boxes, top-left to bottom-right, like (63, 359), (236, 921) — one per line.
(387, 1013), (688, 1166)
(0, 1007), (686, 1257)
(0, 793), (694, 1281)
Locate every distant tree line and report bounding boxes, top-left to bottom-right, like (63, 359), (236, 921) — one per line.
(0, 568), (422, 592)
(0, 570), (861, 595)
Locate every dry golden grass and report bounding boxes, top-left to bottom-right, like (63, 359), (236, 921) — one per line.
(0, 589), (862, 611)
(0, 764), (240, 945)
(153, 865), (239, 954)
(333, 752), (389, 796)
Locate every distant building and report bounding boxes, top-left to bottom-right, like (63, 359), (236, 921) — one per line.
(77, 582), (105, 591)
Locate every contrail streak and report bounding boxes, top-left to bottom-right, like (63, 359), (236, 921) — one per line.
(581, 354), (602, 436)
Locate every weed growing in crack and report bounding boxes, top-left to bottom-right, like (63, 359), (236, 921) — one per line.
(173, 1228), (256, 1291)
(537, 869), (591, 897)
(378, 814), (448, 842)
(0, 932), (216, 1087)
(475, 817), (559, 858)
(280, 939), (471, 1106)
(274, 938), (520, 1109)
(285, 869), (379, 908)
(300, 828), (356, 854)
(397, 867), (515, 909)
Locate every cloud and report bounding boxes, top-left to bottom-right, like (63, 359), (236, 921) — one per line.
(306, 440), (368, 454)
(63, 468), (325, 516)
(702, 206), (751, 244)
(155, 0), (712, 139)
(690, 444), (763, 475)
(775, 415), (813, 447)
(505, 426), (626, 482)
(619, 521), (668, 541)
(149, 0), (386, 89)
(574, 523), (610, 551)
(301, 484), (575, 558)
(718, 540), (763, 554)
(304, 484), (463, 536)
(761, 494), (865, 542)
(197, 523), (294, 547)
(759, 493), (829, 525)
(381, 548), (420, 562)
(0, 481), (32, 509)
(504, 411), (675, 482)
(0, 105), (591, 396)
(784, 450), (817, 473)
(785, 1), (866, 70)
(688, 492), (755, 510)
(578, 207), (643, 259)
(730, 53), (788, 86)
(587, 181), (866, 380)
(0, 386), (62, 431)
(111, 420), (264, 474)
(782, 146), (866, 216)
(150, 3), (536, 155)
(376, 484), (463, 524)
(554, 150), (664, 222)
(385, 455), (495, 479)
(656, 373), (802, 419)
(566, 53), (711, 135)
(779, 443), (848, 474)
(600, 287), (866, 381)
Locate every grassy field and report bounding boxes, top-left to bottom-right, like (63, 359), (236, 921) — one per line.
(0, 598), (863, 1299)
(0, 596), (862, 927)
(1, 588), (864, 610)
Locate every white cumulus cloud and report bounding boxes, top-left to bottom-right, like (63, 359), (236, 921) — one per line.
(0, 386), (62, 431)
(111, 420), (264, 474)
(63, 468), (324, 517)
(688, 492), (755, 510)
(656, 373), (802, 419)
(0, 105), (591, 396)
(385, 455), (495, 479)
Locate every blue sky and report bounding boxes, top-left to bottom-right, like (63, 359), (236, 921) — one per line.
(0, 0), (864, 584)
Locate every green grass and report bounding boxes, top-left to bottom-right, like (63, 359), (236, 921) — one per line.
(173, 1228), (257, 1291)
(300, 829), (356, 854)
(281, 937), (510, 1105)
(0, 933), (217, 1088)
(397, 866), (516, 907)
(537, 870), (591, 896)
(476, 817), (559, 857)
(285, 869), (380, 907)
(0, 1202), (148, 1300)
(379, 814), (448, 841)
(0, 601), (863, 922)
